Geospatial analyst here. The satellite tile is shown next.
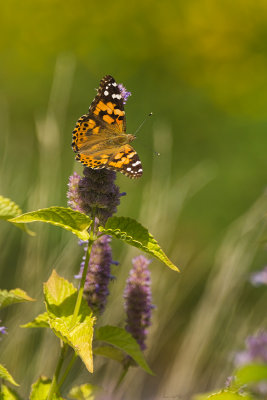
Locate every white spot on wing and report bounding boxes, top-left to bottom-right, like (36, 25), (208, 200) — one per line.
(132, 160), (141, 167)
(104, 90), (109, 96)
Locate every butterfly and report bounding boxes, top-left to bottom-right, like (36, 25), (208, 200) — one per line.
(72, 75), (143, 179)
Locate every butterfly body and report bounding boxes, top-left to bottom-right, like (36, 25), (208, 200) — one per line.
(72, 75), (143, 179)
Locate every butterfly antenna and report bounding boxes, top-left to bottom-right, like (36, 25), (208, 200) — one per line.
(133, 112), (153, 136)
(133, 113), (160, 156)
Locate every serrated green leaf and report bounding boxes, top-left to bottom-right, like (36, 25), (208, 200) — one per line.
(68, 383), (99, 400)
(99, 216), (179, 271)
(21, 312), (50, 329)
(235, 363), (267, 386)
(0, 364), (19, 387)
(30, 376), (64, 400)
(0, 195), (34, 235)
(44, 271), (95, 373)
(10, 207), (92, 241)
(0, 289), (34, 310)
(194, 391), (253, 400)
(0, 384), (23, 400)
(93, 345), (125, 363)
(95, 325), (154, 375)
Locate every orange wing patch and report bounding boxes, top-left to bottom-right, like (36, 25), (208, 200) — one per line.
(93, 100), (125, 132)
(75, 153), (109, 169)
(103, 114), (115, 124)
(72, 116), (101, 153)
(93, 101), (116, 115)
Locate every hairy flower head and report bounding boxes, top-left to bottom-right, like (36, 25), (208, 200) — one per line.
(67, 168), (125, 226)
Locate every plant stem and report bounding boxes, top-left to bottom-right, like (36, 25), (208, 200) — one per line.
(47, 343), (68, 400)
(58, 352), (77, 389)
(114, 363), (130, 392)
(70, 215), (96, 328)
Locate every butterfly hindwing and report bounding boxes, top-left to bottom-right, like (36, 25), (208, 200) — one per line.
(107, 145), (143, 178)
(76, 144), (143, 178)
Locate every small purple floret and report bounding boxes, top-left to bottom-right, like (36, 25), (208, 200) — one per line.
(118, 83), (132, 105)
(234, 331), (267, 366)
(225, 376), (234, 388)
(0, 321), (7, 338)
(124, 255), (153, 351)
(250, 266), (267, 286)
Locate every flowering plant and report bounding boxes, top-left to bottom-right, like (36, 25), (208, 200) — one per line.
(0, 81), (178, 399)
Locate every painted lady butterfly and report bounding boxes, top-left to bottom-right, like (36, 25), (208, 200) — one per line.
(72, 75), (143, 178)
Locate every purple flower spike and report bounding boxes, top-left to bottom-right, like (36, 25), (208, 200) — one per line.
(68, 168), (125, 226)
(78, 235), (115, 314)
(78, 168), (124, 226)
(234, 331), (267, 366)
(118, 83), (132, 105)
(124, 255), (154, 351)
(250, 266), (267, 286)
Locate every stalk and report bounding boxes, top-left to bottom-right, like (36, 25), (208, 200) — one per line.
(47, 214), (96, 399)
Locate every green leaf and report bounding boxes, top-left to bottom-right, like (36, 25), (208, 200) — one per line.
(235, 363), (267, 386)
(68, 384), (99, 400)
(93, 345), (125, 363)
(30, 376), (64, 400)
(0, 364), (19, 387)
(10, 207), (92, 241)
(0, 289), (34, 310)
(100, 216), (179, 272)
(194, 390), (253, 400)
(0, 385), (23, 400)
(95, 325), (154, 375)
(0, 195), (22, 220)
(0, 195), (34, 235)
(44, 270), (95, 373)
(21, 312), (50, 329)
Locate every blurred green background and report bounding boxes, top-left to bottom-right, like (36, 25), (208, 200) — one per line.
(1, 1), (267, 399)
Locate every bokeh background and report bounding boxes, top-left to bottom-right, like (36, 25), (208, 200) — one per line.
(1, 1), (267, 399)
